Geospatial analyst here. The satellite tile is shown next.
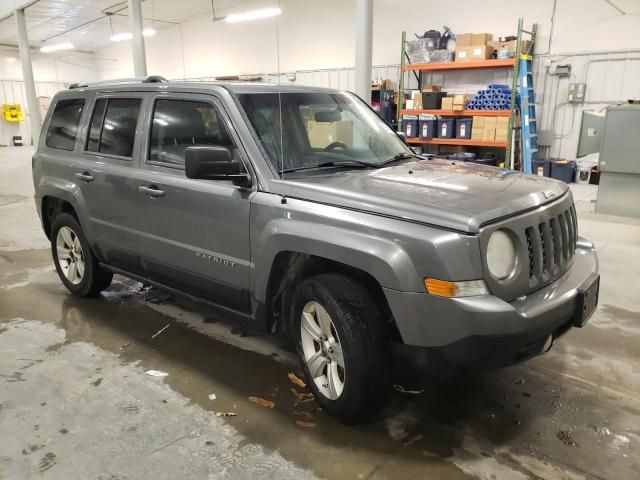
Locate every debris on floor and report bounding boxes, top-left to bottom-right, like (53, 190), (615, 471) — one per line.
(151, 324), (170, 339)
(293, 411), (314, 421)
(208, 393), (217, 400)
(288, 372), (306, 388)
(295, 420), (317, 428)
(393, 385), (424, 395)
(214, 412), (237, 417)
(145, 370), (169, 377)
(248, 396), (276, 408)
(290, 388), (313, 401)
(557, 428), (579, 447)
(119, 342), (130, 350)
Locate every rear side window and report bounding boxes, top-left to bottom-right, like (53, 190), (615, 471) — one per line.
(86, 98), (141, 158)
(149, 99), (234, 168)
(45, 98), (85, 151)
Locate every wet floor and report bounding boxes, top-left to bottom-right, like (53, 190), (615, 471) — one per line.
(1, 147), (639, 479)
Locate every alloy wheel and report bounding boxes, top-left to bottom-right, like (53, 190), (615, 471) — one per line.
(56, 226), (85, 285)
(300, 300), (345, 400)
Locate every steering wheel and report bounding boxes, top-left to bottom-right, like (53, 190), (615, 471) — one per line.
(323, 141), (349, 152)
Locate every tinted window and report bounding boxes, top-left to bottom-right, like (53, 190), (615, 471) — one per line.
(86, 98), (141, 158)
(149, 99), (234, 168)
(45, 98), (85, 151)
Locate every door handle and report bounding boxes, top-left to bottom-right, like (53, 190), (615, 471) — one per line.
(138, 185), (165, 197)
(75, 171), (94, 182)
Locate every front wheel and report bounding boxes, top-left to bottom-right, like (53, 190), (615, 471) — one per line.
(51, 213), (112, 297)
(294, 273), (390, 423)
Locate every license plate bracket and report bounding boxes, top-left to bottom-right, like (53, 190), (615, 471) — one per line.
(574, 273), (600, 327)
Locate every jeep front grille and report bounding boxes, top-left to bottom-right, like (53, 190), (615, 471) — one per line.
(525, 204), (577, 285)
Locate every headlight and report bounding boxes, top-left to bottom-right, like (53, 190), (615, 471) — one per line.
(486, 230), (516, 279)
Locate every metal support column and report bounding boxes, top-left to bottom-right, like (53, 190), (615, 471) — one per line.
(127, 0), (147, 77)
(15, 8), (42, 146)
(354, 0), (373, 103)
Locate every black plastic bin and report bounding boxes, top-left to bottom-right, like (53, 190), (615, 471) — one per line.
(455, 118), (472, 139)
(419, 115), (437, 138)
(422, 92), (447, 109)
(533, 160), (552, 177)
(550, 161), (576, 183)
(438, 118), (455, 138)
(403, 114), (419, 138)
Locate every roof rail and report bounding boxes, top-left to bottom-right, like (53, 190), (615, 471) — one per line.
(68, 75), (168, 89)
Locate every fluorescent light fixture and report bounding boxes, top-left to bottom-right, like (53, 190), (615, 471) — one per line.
(40, 42), (74, 53)
(110, 32), (133, 42)
(110, 29), (154, 42)
(224, 7), (282, 23)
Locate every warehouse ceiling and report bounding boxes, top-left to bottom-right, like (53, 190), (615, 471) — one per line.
(0, 0), (271, 52)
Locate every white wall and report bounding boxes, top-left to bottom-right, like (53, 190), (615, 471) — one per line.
(0, 51), (97, 145)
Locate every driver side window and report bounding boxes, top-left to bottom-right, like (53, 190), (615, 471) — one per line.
(149, 99), (235, 168)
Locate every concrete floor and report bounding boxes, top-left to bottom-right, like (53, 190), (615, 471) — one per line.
(1, 146), (639, 480)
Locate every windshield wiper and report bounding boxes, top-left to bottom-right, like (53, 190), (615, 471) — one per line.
(279, 160), (377, 174)
(379, 152), (419, 166)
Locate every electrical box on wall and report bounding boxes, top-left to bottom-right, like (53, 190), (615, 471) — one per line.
(3, 104), (23, 122)
(568, 83), (587, 103)
(552, 64), (571, 77)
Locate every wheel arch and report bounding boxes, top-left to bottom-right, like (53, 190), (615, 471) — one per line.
(261, 251), (402, 342)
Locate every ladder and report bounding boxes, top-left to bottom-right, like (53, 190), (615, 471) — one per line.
(518, 55), (538, 174)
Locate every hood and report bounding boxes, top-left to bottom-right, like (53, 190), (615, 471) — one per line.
(270, 158), (570, 233)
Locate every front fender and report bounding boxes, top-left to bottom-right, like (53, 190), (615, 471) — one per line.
(252, 217), (420, 303)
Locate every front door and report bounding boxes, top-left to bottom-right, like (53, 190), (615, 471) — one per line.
(133, 93), (253, 312)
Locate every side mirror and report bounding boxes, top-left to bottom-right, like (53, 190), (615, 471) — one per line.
(185, 146), (251, 188)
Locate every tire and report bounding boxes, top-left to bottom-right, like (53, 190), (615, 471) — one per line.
(51, 213), (112, 297)
(293, 273), (390, 424)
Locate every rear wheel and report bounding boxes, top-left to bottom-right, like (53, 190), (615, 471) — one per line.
(51, 213), (112, 297)
(294, 273), (390, 423)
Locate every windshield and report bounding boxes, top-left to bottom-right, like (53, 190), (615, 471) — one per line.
(236, 91), (412, 175)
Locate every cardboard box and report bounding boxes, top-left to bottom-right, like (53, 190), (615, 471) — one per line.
(495, 128), (509, 142)
(421, 85), (442, 92)
(307, 121), (353, 149)
(441, 96), (454, 110)
(452, 94), (471, 111)
(471, 33), (493, 46)
(484, 116), (498, 129)
(471, 127), (484, 140)
(455, 45), (494, 62)
(411, 91), (423, 109)
(456, 33), (472, 47)
(489, 39), (531, 55)
(473, 117), (486, 128)
(496, 117), (510, 129)
(483, 128), (496, 141)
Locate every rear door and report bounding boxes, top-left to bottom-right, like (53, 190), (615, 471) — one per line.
(133, 93), (254, 312)
(74, 92), (148, 274)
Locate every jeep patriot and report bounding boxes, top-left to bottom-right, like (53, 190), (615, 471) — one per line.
(33, 77), (599, 422)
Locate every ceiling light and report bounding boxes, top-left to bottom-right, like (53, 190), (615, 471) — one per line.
(40, 42), (74, 53)
(110, 32), (133, 42)
(224, 7), (282, 23)
(142, 28), (156, 37)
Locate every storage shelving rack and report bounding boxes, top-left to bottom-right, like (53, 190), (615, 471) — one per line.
(397, 18), (536, 169)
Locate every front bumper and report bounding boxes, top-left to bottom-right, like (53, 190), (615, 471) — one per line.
(383, 242), (599, 367)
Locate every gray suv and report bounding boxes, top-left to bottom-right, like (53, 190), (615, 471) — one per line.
(33, 77), (599, 423)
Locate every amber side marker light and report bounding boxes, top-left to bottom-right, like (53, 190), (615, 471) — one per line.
(424, 278), (489, 298)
